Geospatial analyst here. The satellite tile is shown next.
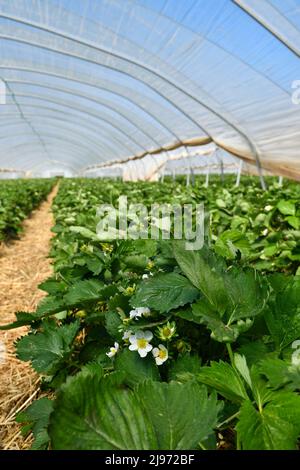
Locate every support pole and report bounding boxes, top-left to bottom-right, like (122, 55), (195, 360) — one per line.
(186, 170), (190, 187)
(278, 175), (283, 186)
(205, 166), (210, 188)
(235, 159), (243, 187)
(191, 167), (195, 186)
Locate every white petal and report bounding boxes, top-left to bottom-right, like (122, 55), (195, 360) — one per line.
(106, 352), (113, 358)
(135, 330), (144, 339)
(114, 342), (119, 350)
(144, 330), (153, 341)
(138, 349), (148, 358)
(145, 344), (153, 352)
(128, 336), (137, 344)
(155, 357), (163, 365)
(152, 348), (159, 357)
(129, 344), (138, 351)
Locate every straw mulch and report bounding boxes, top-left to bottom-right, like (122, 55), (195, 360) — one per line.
(0, 186), (57, 450)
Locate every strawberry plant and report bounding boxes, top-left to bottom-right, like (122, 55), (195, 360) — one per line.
(0, 179), (54, 240)
(2, 176), (300, 450)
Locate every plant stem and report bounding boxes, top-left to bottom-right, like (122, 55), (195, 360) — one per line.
(217, 410), (240, 429)
(226, 342), (234, 365)
(236, 433), (241, 450)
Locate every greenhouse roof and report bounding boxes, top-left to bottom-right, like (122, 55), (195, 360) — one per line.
(0, 0), (299, 178)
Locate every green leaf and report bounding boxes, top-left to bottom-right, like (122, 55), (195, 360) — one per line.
(168, 354), (202, 382)
(16, 398), (53, 450)
(0, 311), (36, 330)
(69, 225), (100, 241)
(36, 296), (66, 318)
(104, 311), (123, 340)
(259, 357), (300, 391)
(131, 272), (199, 313)
(285, 216), (300, 230)
(86, 256), (104, 275)
(136, 381), (222, 449)
(234, 354), (252, 389)
(123, 255), (148, 270)
(192, 300), (241, 342)
(114, 349), (160, 388)
(236, 392), (300, 450)
(64, 279), (105, 306)
(173, 242), (229, 313)
(197, 360), (249, 403)
(16, 320), (80, 374)
(265, 277), (300, 349)
(38, 279), (67, 295)
(238, 340), (271, 367)
(224, 268), (268, 321)
(49, 375), (222, 450)
(277, 200), (296, 216)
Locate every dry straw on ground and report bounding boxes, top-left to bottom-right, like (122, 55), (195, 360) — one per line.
(0, 186), (57, 450)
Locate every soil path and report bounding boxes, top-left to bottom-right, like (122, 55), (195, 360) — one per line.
(0, 185), (57, 449)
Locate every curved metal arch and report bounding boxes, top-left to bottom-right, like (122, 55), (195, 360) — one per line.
(0, 140), (99, 169)
(0, 12), (263, 161)
(2, 94), (144, 154)
(0, 66), (184, 143)
(0, 100), (131, 156)
(0, 22), (210, 137)
(132, 0), (292, 96)
(2, 78), (50, 162)
(0, 117), (117, 164)
(0, 123), (112, 160)
(4, 91), (147, 155)
(0, 129), (106, 162)
(6, 79), (164, 148)
(0, 37), (266, 186)
(0, 109), (129, 160)
(0, 113), (122, 160)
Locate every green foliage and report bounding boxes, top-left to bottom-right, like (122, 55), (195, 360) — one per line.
(114, 349), (160, 387)
(0, 179), (54, 240)
(5, 177), (300, 450)
(16, 398), (53, 450)
(16, 320), (80, 374)
(131, 272), (199, 313)
(49, 372), (221, 450)
(236, 392), (300, 450)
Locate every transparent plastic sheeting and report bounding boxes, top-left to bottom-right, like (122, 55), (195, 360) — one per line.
(0, 1), (299, 179)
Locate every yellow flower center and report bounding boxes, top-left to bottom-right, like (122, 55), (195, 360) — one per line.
(158, 349), (167, 359)
(137, 339), (147, 349)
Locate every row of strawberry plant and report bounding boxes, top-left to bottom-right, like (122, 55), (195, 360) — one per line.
(2, 176), (300, 450)
(0, 179), (54, 241)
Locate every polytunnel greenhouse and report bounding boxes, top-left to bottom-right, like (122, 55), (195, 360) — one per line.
(0, 0), (300, 455)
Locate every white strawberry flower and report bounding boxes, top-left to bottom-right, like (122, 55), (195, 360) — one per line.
(106, 342), (119, 358)
(152, 344), (168, 366)
(122, 330), (133, 340)
(129, 307), (151, 320)
(142, 274), (149, 279)
(129, 330), (153, 357)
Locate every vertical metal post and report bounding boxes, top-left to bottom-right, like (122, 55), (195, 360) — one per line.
(235, 159), (243, 187)
(191, 167), (195, 186)
(205, 165), (210, 187)
(186, 170), (190, 187)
